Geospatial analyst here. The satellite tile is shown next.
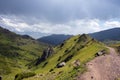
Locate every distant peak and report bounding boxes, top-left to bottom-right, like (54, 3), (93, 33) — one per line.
(80, 34), (90, 39)
(77, 34), (92, 43)
(21, 35), (34, 40)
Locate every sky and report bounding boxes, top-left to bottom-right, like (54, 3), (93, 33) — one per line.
(0, 0), (120, 38)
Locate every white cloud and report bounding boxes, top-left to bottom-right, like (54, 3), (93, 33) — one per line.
(68, 19), (101, 34)
(30, 19), (101, 35)
(0, 17), (30, 32)
(0, 15), (120, 38)
(104, 21), (120, 28)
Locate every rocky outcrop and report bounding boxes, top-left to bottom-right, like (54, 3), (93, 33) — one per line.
(0, 76), (2, 80)
(57, 62), (66, 68)
(36, 46), (54, 65)
(95, 50), (106, 57)
(78, 34), (90, 43)
(41, 46), (54, 60)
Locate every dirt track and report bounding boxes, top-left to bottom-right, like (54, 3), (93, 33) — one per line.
(77, 47), (120, 80)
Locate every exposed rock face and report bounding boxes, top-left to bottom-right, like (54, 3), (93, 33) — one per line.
(41, 47), (54, 60)
(78, 34), (89, 43)
(0, 76), (2, 80)
(57, 62), (66, 68)
(36, 46), (54, 65)
(95, 50), (106, 57)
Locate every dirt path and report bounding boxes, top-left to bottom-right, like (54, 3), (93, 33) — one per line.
(77, 47), (120, 80)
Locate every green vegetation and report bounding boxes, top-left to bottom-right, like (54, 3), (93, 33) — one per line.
(15, 72), (36, 80)
(117, 78), (120, 80)
(0, 27), (48, 80)
(0, 27), (108, 80)
(25, 34), (107, 80)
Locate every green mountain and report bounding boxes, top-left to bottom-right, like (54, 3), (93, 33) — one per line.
(26, 34), (107, 80)
(0, 26), (108, 80)
(90, 28), (120, 41)
(38, 34), (72, 46)
(38, 28), (120, 46)
(0, 27), (48, 80)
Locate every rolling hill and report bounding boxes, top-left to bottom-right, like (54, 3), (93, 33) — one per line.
(90, 28), (120, 41)
(25, 34), (107, 80)
(0, 26), (48, 80)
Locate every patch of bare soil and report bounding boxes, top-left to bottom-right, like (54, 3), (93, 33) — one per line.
(77, 47), (120, 80)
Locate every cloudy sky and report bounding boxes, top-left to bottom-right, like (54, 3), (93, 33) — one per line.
(0, 0), (120, 38)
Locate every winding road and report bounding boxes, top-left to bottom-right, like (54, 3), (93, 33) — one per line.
(77, 47), (120, 80)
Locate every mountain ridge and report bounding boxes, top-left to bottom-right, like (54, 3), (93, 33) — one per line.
(38, 28), (120, 45)
(27, 34), (106, 80)
(90, 27), (120, 41)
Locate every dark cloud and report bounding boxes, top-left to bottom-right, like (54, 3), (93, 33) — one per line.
(0, 0), (120, 23)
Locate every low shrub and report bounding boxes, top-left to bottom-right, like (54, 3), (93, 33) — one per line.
(60, 43), (64, 47)
(64, 54), (74, 62)
(64, 49), (69, 53)
(14, 72), (36, 80)
(42, 61), (48, 67)
(49, 69), (54, 72)
(57, 56), (62, 61)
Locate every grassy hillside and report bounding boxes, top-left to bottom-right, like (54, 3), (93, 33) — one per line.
(25, 34), (107, 80)
(0, 27), (48, 80)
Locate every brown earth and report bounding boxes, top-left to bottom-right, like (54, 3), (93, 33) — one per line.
(77, 47), (120, 80)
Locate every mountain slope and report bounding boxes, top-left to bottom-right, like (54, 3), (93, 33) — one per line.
(25, 34), (107, 80)
(0, 27), (48, 80)
(38, 28), (120, 46)
(37, 34), (72, 45)
(90, 28), (120, 41)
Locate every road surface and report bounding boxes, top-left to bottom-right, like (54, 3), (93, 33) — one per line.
(77, 47), (120, 80)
